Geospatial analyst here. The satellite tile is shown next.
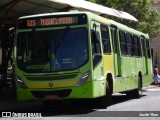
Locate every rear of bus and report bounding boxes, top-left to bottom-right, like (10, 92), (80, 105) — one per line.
(14, 12), (106, 101)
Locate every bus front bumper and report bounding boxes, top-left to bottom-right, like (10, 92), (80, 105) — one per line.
(16, 80), (106, 101)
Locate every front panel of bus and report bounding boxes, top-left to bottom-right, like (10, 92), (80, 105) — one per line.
(14, 13), (105, 101)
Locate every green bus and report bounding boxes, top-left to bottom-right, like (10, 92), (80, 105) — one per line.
(14, 11), (153, 107)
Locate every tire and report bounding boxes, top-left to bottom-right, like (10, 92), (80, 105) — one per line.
(97, 80), (112, 108)
(134, 75), (142, 98)
(126, 75), (142, 98)
(106, 80), (112, 106)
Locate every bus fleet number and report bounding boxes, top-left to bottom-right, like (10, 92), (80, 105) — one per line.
(27, 20), (36, 27)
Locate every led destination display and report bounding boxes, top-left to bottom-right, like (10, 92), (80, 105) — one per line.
(18, 14), (87, 28)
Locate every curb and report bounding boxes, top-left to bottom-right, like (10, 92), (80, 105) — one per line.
(142, 85), (160, 91)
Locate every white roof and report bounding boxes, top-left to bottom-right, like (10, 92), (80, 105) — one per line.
(49, 0), (138, 22)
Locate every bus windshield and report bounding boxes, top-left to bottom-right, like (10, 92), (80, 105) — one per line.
(17, 28), (88, 73)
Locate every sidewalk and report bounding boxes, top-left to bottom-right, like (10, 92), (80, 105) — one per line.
(142, 85), (160, 91)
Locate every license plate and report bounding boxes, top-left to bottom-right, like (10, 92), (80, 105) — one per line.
(44, 94), (59, 100)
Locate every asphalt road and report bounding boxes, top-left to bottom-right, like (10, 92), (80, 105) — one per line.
(0, 85), (160, 120)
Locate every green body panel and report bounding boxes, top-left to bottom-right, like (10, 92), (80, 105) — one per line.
(92, 61), (106, 97)
(113, 77), (138, 93)
(113, 57), (152, 93)
(16, 82), (94, 101)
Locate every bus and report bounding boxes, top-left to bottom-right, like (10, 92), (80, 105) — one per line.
(14, 11), (153, 107)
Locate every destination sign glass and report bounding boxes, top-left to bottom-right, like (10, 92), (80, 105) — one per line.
(18, 14), (87, 29)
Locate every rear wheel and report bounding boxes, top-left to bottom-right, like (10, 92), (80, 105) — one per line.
(127, 74), (142, 98)
(134, 75), (142, 98)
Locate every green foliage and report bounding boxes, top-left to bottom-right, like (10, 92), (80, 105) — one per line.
(87, 0), (160, 38)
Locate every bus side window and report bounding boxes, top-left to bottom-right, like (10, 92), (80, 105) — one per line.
(134, 35), (138, 57)
(111, 29), (117, 53)
(146, 40), (151, 58)
(141, 37), (145, 57)
(131, 35), (135, 56)
(134, 35), (141, 57)
(91, 30), (102, 68)
(100, 25), (111, 54)
(126, 33), (132, 56)
(137, 37), (142, 57)
(119, 31), (127, 55)
(91, 30), (101, 55)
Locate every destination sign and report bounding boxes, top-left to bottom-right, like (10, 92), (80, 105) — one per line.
(18, 14), (87, 29)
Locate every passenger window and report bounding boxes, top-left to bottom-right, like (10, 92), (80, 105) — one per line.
(91, 30), (101, 55)
(120, 31), (127, 55)
(134, 36), (142, 57)
(126, 33), (132, 56)
(111, 29), (117, 53)
(146, 40), (151, 58)
(101, 25), (111, 54)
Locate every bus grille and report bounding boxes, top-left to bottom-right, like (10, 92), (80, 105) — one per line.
(26, 74), (77, 81)
(31, 89), (72, 98)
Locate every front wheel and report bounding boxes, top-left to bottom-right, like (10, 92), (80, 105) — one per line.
(97, 81), (112, 108)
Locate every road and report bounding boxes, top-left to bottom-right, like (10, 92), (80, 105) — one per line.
(0, 85), (160, 120)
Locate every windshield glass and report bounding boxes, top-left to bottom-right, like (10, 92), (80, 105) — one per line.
(17, 28), (88, 73)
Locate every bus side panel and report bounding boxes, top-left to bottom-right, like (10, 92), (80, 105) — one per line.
(121, 57), (136, 90)
(103, 54), (114, 78)
(143, 59), (153, 86)
(113, 56), (138, 93)
(92, 61), (106, 98)
(113, 77), (125, 93)
(135, 58), (143, 75)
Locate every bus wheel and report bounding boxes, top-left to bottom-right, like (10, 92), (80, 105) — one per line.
(135, 75), (142, 98)
(127, 75), (142, 98)
(97, 80), (112, 108)
(106, 80), (112, 106)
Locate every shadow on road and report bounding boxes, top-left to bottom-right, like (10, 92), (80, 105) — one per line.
(0, 86), (147, 116)
(111, 93), (146, 106)
(6, 100), (97, 116)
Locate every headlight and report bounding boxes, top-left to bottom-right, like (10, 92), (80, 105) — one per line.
(76, 71), (90, 86)
(15, 77), (28, 89)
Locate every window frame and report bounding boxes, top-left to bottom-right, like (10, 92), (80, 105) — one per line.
(100, 24), (111, 54)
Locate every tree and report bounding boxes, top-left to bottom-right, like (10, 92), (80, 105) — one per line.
(87, 0), (160, 38)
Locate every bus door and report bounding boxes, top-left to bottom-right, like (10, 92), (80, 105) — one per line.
(141, 37), (148, 75)
(100, 24), (114, 77)
(91, 22), (104, 75)
(110, 25), (121, 77)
